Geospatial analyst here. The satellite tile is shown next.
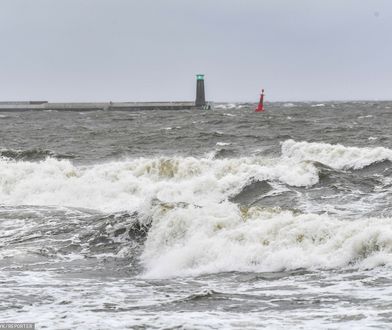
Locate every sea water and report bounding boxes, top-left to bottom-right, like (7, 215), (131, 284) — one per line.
(0, 102), (392, 329)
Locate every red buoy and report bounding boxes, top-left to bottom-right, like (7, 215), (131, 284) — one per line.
(255, 89), (265, 112)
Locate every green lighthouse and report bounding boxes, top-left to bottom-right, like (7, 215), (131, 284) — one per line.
(195, 74), (206, 107)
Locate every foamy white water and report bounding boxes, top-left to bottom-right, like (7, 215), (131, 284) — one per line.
(0, 152), (318, 212)
(142, 206), (392, 277)
(282, 139), (392, 170)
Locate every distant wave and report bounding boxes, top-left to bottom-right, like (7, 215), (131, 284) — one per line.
(214, 103), (247, 110)
(214, 103), (238, 110)
(0, 148), (74, 161)
(281, 139), (392, 170)
(283, 103), (296, 108)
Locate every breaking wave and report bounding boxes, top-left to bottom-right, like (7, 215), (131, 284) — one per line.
(142, 206), (392, 277)
(0, 152), (319, 212)
(1, 140), (392, 277)
(282, 139), (392, 170)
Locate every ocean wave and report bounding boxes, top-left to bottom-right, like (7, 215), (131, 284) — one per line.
(142, 206), (392, 278)
(0, 148), (74, 161)
(1, 141), (389, 215)
(214, 103), (239, 110)
(0, 206), (149, 263)
(229, 179), (272, 205)
(1, 141), (392, 277)
(282, 139), (392, 170)
(212, 148), (237, 159)
(0, 155), (319, 212)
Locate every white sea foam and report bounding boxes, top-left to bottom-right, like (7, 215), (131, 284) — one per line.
(281, 139), (392, 170)
(214, 103), (237, 110)
(2, 140), (392, 278)
(0, 155), (318, 213)
(1, 140), (389, 214)
(142, 206), (392, 278)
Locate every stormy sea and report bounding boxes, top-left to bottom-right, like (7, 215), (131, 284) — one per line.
(1, 102), (392, 329)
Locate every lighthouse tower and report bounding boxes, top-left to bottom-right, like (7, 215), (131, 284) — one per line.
(195, 74), (206, 107)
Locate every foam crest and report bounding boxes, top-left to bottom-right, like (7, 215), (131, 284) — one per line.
(0, 155), (318, 212)
(282, 139), (392, 170)
(142, 206), (392, 278)
(214, 103), (238, 110)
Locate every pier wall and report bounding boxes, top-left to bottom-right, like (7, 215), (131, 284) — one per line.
(0, 102), (198, 112)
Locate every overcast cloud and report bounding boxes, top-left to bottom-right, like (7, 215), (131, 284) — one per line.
(0, 0), (391, 102)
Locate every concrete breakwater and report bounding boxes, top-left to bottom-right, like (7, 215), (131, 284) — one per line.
(0, 74), (210, 112)
(0, 101), (200, 112)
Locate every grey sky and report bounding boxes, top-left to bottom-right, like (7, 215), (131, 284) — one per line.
(0, 0), (391, 102)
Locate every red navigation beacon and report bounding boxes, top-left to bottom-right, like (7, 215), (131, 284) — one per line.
(255, 89), (265, 112)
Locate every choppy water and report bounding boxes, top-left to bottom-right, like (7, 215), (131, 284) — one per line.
(1, 102), (392, 329)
